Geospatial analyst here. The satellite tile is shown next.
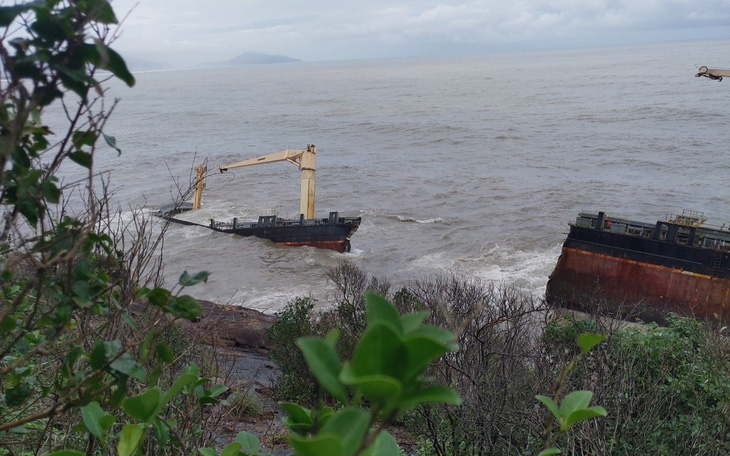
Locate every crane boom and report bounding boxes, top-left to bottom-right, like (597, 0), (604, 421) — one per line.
(218, 144), (317, 219)
(219, 149), (306, 171)
(696, 66), (730, 81)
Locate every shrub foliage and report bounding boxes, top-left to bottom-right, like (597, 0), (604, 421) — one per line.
(271, 261), (730, 455)
(0, 2), (229, 455)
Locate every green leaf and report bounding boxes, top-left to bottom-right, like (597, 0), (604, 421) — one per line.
(110, 377), (128, 407)
(71, 281), (93, 306)
(30, 9), (66, 43)
(211, 384), (228, 397)
(148, 365), (163, 386)
(198, 449), (219, 456)
(103, 133), (122, 156)
(280, 402), (313, 434)
(1, 315), (17, 332)
(81, 402), (114, 438)
(535, 395), (561, 421)
(297, 336), (346, 402)
(69, 151), (92, 168)
(110, 353), (146, 381)
(5, 382), (31, 407)
(235, 430), (261, 454)
(122, 388), (163, 423)
(89, 340), (108, 369)
(46, 451), (86, 456)
(290, 433), (341, 456)
(57, 67), (93, 101)
(361, 431), (401, 456)
(402, 335), (451, 381)
(40, 178), (60, 204)
(117, 424), (144, 456)
(320, 407), (369, 456)
(220, 441), (242, 456)
(407, 324), (455, 346)
(151, 417), (170, 446)
(560, 390), (593, 415)
(162, 373), (198, 405)
(399, 385), (462, 411)
(84, 0), (118, 24)
(169, 295), (203, 320)
(577, 333), (606, 354)
(0, 4), (33, 27)
(105, 46), (135, 87)
(400, 311), (429, 333)
(565, 406), (607, 429)
(156, 342), (174, 363)
(142, 287), (171, 308)
(179, 270), (211, 286)
(99, 415), (115, 432)
(72, 130), (97, 148)
(340, 369), (402, 402)
(365, 292), (402, 333)
(351, 323), (406, 378)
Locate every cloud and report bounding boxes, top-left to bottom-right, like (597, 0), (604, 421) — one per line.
(109, 0), (730, 66)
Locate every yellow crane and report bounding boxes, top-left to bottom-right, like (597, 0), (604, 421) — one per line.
(696, 66), (730, 81)
(217, 144), (317, 219)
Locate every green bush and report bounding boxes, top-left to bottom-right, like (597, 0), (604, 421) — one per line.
(268, 297), (321, 404)
(280, 292), (462, 456)
(0, 3), (233, 454)
(545, 314), (730, 455)
(403, 275), (549, 456)
(268, 262), (391, 406)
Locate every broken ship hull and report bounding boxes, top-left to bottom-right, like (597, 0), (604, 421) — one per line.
(208, 212), (361, 253)
(546, 212), (730, 324)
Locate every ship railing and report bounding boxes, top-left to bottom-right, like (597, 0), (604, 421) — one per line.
(209, 214), (350, 229)
(665, 210), (706, 227)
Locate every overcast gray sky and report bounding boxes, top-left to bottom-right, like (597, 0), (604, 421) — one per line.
(109, 0), (730, 67)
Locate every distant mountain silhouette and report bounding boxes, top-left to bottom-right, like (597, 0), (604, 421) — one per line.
(125, 56), (171, 72)
(202, 52), (302, 67)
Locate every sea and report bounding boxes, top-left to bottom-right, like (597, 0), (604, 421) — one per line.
(52, 40), (730, 313)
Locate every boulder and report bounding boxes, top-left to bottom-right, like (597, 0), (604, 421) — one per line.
(190, 300), (278, 351)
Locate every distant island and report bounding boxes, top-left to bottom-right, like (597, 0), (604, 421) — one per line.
(121, 52), (302, 73)
(201, 52), (302, 67)
(124, 56), (171, 72)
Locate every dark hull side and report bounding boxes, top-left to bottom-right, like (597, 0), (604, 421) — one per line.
(211, 219), (360, 253)
(157, 207), (361, 253)
(546, 223), (730, 324)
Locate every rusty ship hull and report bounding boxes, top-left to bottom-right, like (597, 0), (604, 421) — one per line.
(546, 212), (730, 324)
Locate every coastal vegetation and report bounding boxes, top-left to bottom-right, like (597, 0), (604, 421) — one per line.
(269, 263), (730, 455)
(0, 1), (244, 454)
(1, 1), (728, 456)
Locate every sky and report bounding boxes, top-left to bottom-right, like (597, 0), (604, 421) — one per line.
(108, 0), (730, 67)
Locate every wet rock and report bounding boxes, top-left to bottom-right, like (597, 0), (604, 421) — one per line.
(189, 300), (278, 351)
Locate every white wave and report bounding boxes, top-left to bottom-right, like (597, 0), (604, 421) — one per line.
(458, 243), (563, 297)
(411, 251), (456, 270)
(224, 289), (307, 315)
(396, 215), (445, 224)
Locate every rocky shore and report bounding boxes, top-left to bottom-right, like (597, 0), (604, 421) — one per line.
(182, 300), (289, 453)
(181, 300), (418, 454)
(192, 300), (278, 351)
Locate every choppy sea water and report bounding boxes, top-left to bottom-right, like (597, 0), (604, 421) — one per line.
(53, 40), (730, 312)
